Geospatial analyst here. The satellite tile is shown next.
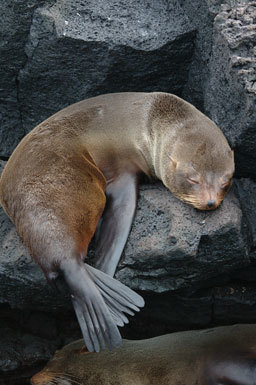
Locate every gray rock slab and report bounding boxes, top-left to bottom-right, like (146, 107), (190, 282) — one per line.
(180, 0), (218, 110)
(18, 0), (195, 132)
(235, 178), (256, 249)
(116, 183), (248, 293)
(180, 0), (253, 110)
(0, 1), (36, 157)
(204, 2), (256, 178)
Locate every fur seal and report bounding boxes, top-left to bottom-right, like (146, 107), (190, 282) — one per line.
(31, 324), (256, 385)
(0, 92), (234, 352)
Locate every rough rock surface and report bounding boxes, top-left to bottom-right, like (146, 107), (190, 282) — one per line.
(116, 184), (248, 292)
(235, 178), (256, 251)
(205, 2), (256, 177)
(180, 0), (253, 110)
(0, 0), (195, 153)
(180, 0), (218, 110)
(0, 0), (33, 157)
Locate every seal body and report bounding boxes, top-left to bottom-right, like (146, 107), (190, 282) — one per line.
(31, 324), (256, 385)
(0, 92), (234, 352)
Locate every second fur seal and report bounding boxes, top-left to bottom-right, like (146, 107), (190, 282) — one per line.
(0, 92), (234, 352)
(31, 324), (256, 385)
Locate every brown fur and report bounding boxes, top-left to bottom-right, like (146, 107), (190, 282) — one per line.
(0, 122), (106, 272)
(31, 324), (256, 385)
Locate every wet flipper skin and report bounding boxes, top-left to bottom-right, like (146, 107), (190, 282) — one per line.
(61, 259), (144, 352)
(94, 173), (138, 277)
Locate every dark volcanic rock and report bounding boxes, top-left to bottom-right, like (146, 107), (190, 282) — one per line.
(205, 2), (256, 178)
(0, 328), (58, 373)
(214, 285), (256, 323)
(180, 0), (253, 110)
(0, 0), (32, 157)
(179, 0), (218, 110)
(124, 289), (213, 339)
(235, 178), (256, 250)
(0, 304), (81, 375)
(18, 0), (195, 132)
(116, 183), (248, 293)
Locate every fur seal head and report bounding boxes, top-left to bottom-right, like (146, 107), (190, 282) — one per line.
(149, 94), (235, 210)
(167, 139), (234, 211)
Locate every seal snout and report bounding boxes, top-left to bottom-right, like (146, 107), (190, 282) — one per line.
(30, 371), (58, 385)
(207, 200), (215, 209)
(200, 194), (221, 211)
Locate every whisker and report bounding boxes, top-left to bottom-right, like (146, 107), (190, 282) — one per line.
(63, 373), (80, 384)
(52, 376), (64, 385)
(41, 373), (62, 385)
(57, 375), (82, 385)
(48, 371), (80, 380)
(62, 372), (81, 380)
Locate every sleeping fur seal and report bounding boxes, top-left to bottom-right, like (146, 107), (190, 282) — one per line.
(0, 92), (234, 352)
(31, 324), (256, 385)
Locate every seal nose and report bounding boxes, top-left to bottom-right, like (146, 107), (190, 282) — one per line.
(207, 200), (215, 208)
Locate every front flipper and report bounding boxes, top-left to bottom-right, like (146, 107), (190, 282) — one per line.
(61, 258), (144, 352)
(94, 173), (138, 277)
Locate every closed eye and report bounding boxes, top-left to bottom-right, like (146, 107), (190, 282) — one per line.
(187, 177), (200, 185)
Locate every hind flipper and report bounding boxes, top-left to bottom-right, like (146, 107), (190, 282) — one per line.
(61, 259), (144, 352)
(87, 264), (144, 308)
(94, 173), (138, 277)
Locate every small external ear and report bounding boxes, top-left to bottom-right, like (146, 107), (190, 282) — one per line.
(169, 155), (177, 169)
